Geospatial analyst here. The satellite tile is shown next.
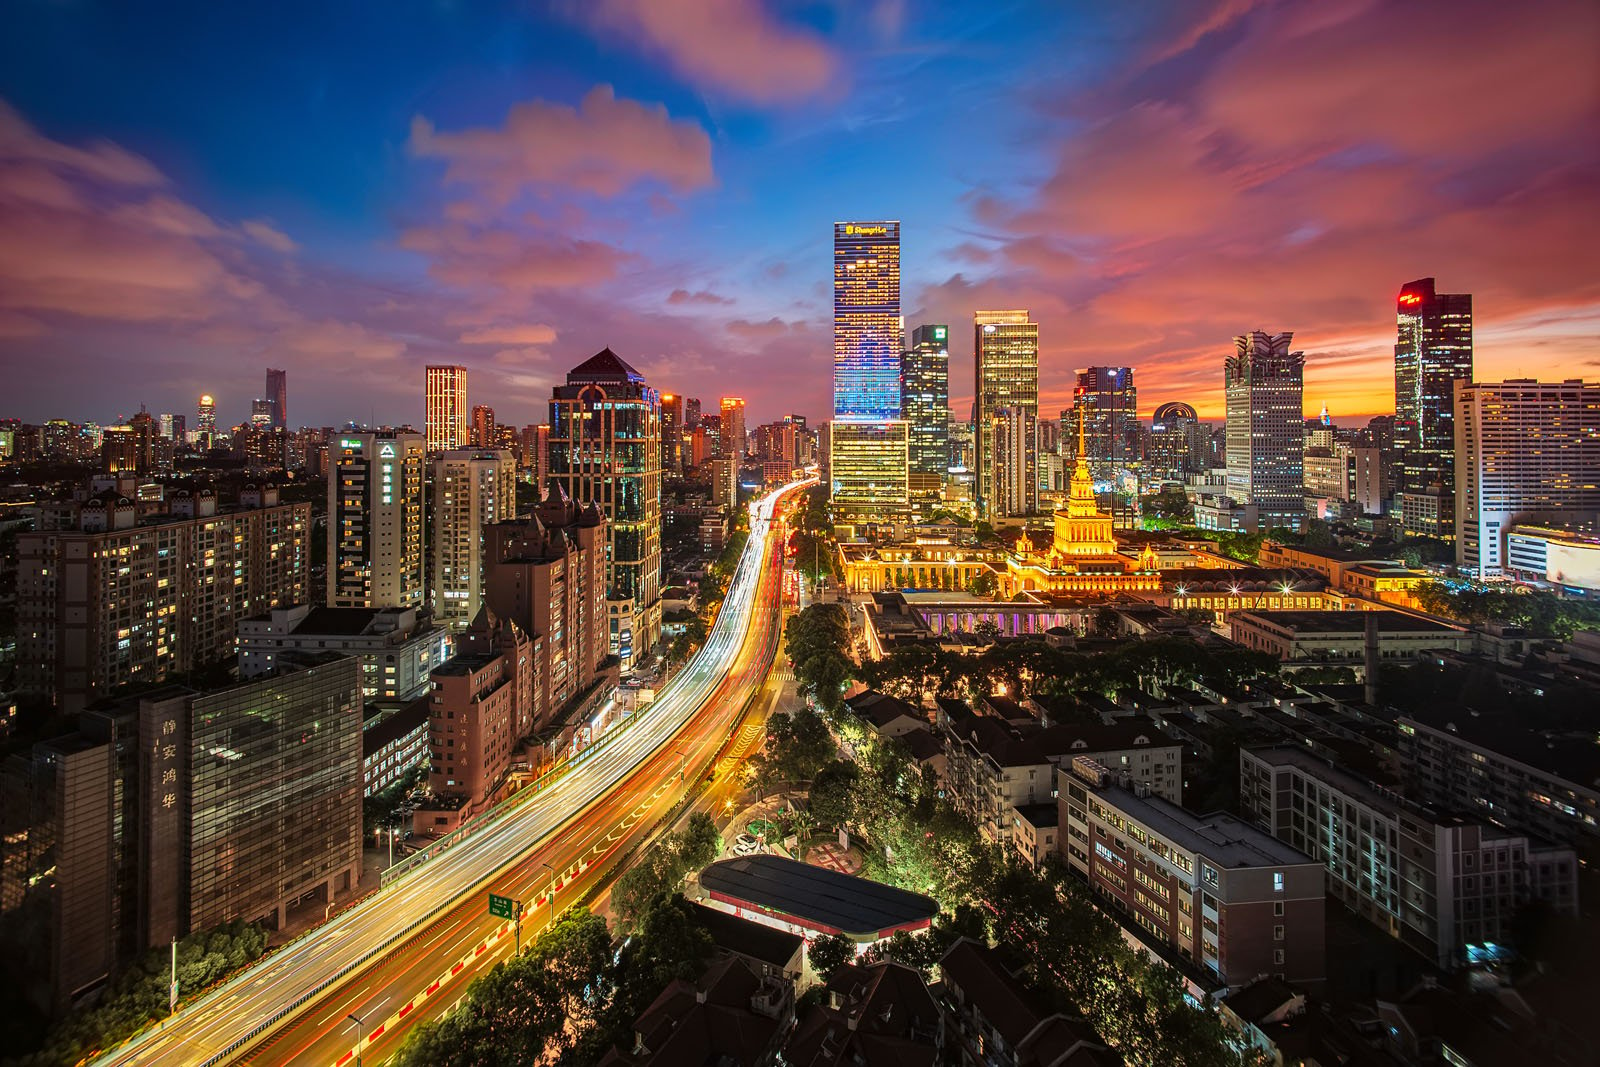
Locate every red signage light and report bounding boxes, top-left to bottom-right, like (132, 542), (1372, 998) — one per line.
(1399, 292), (1422, 305)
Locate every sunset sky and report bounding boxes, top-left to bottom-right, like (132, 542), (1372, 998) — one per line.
(1, 0), (1596, 429)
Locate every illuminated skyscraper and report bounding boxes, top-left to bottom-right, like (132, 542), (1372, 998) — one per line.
(832, 221), (902, 420)
(548, 349), (662, 670)
(720, 397), (747, 460)
(1148, 401), (1202, 483)
(425, 365), (469, 452)
(264, 367), (287, 429)
(973, 310), (1039, 517)
(903, 325), (950, 506)
(432, 449), (516, 628)
(196, 394), (216, 445)
(1456, 379), (1600, 574)
(1070, 367), (1138, 483)
(1395, 278), (1472, 539)
(660, 393), (684, 476)
(1225, 332), (1305, 531)
(328, 432), (427, 609)
(830, 222), (908, 531)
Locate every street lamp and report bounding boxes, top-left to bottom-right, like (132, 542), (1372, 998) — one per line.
(541, 861), (557, 915)
(347, 1012), (365, 1067)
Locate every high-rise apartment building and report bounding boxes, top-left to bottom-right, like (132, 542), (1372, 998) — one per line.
(903, 325), (950, 505)
(989, 407), (1037, 518)
(831, 222), (908, 531)
(973, 310), (1039, 517)
(1395, 278), (1472, 537)
(1455, 379), (1600, 574)
(548, 348), (662, 670)
(1225, 332), (1305, 531)
(432, 449), (517, 628)
(661, 392), (684, 476)
(1070, 367), (1138, 483)
(265, 367), (287, 429)
(16, 487), (310, 712)
(720, 397), (747, 460)
(327, 431), (427, 610)
(423, 611), (533, 821)
(470, 404), (495, 448)
(520, 423), (550, 487)
(833, 222), (902, 421)
(424, 365), (469, 452)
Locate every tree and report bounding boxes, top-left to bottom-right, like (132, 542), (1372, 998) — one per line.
(786, 603), (855, 712)
(966, 571), (999, 598)
(808, 934), (855, 981)
(807, 759), (861, 831)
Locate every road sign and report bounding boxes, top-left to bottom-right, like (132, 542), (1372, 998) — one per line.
(488, 893), (517, 920)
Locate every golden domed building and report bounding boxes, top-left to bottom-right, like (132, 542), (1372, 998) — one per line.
(1004, 411), (1161, 595)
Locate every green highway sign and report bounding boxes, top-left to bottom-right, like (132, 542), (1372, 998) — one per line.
(488, 893), (517, 920)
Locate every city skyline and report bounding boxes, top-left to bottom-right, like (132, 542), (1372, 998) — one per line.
(2, 2), (1596, 427)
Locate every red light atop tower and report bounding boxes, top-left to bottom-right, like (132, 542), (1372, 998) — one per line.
(1399, 292), (1422, 305)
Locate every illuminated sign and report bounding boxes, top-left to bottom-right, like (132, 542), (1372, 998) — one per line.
(983, 324), (997, 334)
(842, 224), (889, 236)
(933, 327), (946, 340)
(379, 442), (396, 458)
(340, 438), (362, 449)
(1399, 292), (1422, 305)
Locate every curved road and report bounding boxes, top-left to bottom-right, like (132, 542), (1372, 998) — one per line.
(93, 478), (813, 1067)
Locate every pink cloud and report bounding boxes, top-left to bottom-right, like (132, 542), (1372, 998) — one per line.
(400, 222), (632, 291)
(241, 219), (297, 253)
(458, 323), (559, 345)
(577, 0), (837, 104)
(408, 84), (713, 201)
(0, 100), (165, 187)
(667, 288), (733, 306)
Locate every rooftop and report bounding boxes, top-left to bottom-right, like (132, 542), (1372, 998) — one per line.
(700, 856), (937, 940)
(1401, 706), (1600, 789)
(1076, 770), (1313, 869)
(688, 904), (804, 969)
(1234, 609), (1460, 634)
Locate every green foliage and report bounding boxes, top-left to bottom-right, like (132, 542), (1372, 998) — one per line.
(1142, 488), (1193, 524)
(668, 614), (709, 664)
(785, 603), (855, 712)
(395, 910), (615, 1067)
(807, 934), (855, 981)
(11, 921), (268, 1067)
(966, 570), (999, 597)
(610, 813), (724, 933)
(751, 707), (837, 788)
(1415, 581), (1600, 639)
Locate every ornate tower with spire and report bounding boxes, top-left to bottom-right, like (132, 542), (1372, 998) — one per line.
(1052, 405), (1118, 560)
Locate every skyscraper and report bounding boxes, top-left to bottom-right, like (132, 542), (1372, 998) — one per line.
(264, 367), (287, 429)
(432, 449), (517, 628)
(1455, 379), (1600, 574)
(990, 406), (1038, 517)
(548, 348), (662, 670)
(1148, 401), (1202, 483)
(1225, 331), (1305, 531)
(973, 309), (1039, 517)
(660, 393), (684, 476)
(1395, 278), (1472, 539)
(471, 404), (495, 448)
(327, 431), (427, 609)
(903, 324), (950, 506)
(720, 397), (747, 460)
(831, 221), (908, 532)
(425, 365), (469, 453)
(832, 221), (902, 421)
(196, 393), (216, 445)
(1070, 367), (1138, 483)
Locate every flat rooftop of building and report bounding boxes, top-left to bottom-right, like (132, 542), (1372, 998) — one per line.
(1233, 609), (1460, 634)
(699, 855), (938, 939)
(362, 696), (431, 754)
(1013, 802), (1059, 828)
(688, 903), (803, 969)
(1401, 705), (1600, 788)
(1083, 775), (1313, 869)
(430, 652), (501, 676)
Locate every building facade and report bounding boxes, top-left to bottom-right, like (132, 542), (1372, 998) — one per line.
(1395, 278), (1472, 539)
(973, 310), (1039, 518)
(432, 449), (517, 628)
(660, 392), (684, 477)
(548, 349), (662, 671)
(1059, 758), (1326, 988)
(424, 365), (469, 452)
(328, 431), (427, 610)
(832, 221), (902, 422)
(1071, 366), (1138, 483)
(17, 488), (310, 711)
(264, 367), (287, 429)
(1454, 379), (1600, 574)
(1148, 401), (1202, 483)
(903, 324), (951, 507)
(829, 420), (909, 534)
(1225, 332), (1305, 531)
(238, 604), (451, 700)
(719, 397), (746, 460)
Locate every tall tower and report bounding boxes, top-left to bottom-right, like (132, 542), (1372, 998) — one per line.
(1225, 332), (1305, 531)
(432, 449), (517, 627)
(903, 324), (950, 507)
(425, 366), (469, 453)
(548, 348), (662, 670)
(1070, 367), (1138, 483)
(471, 404), (495, 448)
(327, 431), (427, 608)
(660, 393), (684, 476)
(265, 368), (287, 429)
(831, 221), (908, 533)
(1395, 278), (1472, 539)
(196, 394), (216, 445)
(973, 310), (1039, 517)
(720, 397), (747, 460)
